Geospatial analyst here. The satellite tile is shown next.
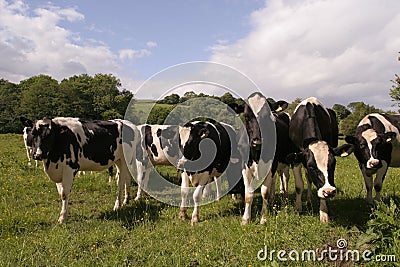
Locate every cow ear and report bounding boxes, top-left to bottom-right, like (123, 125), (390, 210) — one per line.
(383, 132), (396, 143)
(286, 152), (304, 164)
(271, 100), (288, 112)
(20, 117), (33, 128)
(333, 143), (354, 157)
(345, 136), (358, 145)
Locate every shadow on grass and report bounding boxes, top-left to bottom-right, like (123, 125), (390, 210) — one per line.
(98, 197), (168, 229)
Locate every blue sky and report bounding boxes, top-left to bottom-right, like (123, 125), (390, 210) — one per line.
(1, 0), (400, 110)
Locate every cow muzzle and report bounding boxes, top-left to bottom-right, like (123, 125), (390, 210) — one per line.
(367, 158), (380, 169)
(33, 148), (43, 160)
(251, 138), (262, 149)
(317, 186), (336, 199)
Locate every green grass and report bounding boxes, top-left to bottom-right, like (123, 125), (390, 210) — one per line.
(0, 134), (399, 266)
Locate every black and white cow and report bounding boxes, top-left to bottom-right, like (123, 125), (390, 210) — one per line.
(229, 93), (299, 224)
(134, 124), (182, 200)
(344, 113), (400, 204)
(20, 119), (38, 167)
(20, 117), (140, 223)
(178, 120), (243, 225)
(287, 97), (351, 222)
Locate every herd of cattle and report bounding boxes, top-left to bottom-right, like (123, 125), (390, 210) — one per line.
(19, 92), (400, 225)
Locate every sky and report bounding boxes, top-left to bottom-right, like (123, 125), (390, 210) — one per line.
(1, 0), (399, 111)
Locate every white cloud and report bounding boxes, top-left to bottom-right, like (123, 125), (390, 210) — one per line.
(210, 0), (400, 110)
(119, 49), (151, 60)
(146, 41), (157, 48)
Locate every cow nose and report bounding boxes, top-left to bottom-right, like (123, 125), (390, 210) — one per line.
(367, 159), (380, 169)
(33, 153), (42, 160)
(251, 138), (262, 148)
(322, 187), (336, 198)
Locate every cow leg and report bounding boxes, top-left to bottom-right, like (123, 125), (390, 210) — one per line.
(191, 185), (205, 225)
(242, 168), (254, 225)
(179, 172), (190, 220)
(214, 177), (222, 201)
(134, 163), (146, 201)
(279, 165), (290, 196)
(56, 169), (74, 224)
(113, 164), (126, 210)
(260, 172), (274, 225)
(374, 162), (388, 202)
(306, 173), (312, 205)
(293, 164), (303, 212)
(319, 198), (329, 223)
(362, 171), (374, 205)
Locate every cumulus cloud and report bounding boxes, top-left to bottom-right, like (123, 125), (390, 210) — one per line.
(119, 49), (151, 60)
(210, 0), (400, 110)
(0, 0), (155, 84)
(146, 41), (157, 48)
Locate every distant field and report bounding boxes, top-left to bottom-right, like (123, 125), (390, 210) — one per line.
(0, 134), (399, 266)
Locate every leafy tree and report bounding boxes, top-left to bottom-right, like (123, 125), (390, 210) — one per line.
(332, 104), (351, 121)
(220, 92), (236, 105)
(59, 74), (94, 118)
(389, 74), (400, 112)
(0, 79), (21, 133)
(18, 75), (60, 119)
(163, 94), (180, 105)
(339, 102), (382, 136)
(286, 98), (302, 115)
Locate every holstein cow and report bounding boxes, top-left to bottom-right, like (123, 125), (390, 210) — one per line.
(134, 124), (181, 200)
(20, 121), (38, 167)
(344, 113), (400, 204)
(20, 117), (140, 223)
(287, 97), (351, 222)
(228, 93), (297, 224)
(178, 120), (243, 225)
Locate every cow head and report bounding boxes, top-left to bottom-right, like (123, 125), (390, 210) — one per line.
(228, 93), (288, 151)
(20, 117), (57, 160)
(178, 121), (218, 172)
(345, 125), (396, 170)
(287, 138), (352, 199)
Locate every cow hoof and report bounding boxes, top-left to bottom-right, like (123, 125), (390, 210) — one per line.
(319, 213), (329, 223)
(179, 211), (188, 220)
(134, 196), (140, 201)
(190, 217), (199, 226)
(260, 217), (267, 225)
(241, 218), (249, 225)
(231, 194), (237, 201)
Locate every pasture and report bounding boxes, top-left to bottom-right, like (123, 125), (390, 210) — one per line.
(0, 134), (399, 266)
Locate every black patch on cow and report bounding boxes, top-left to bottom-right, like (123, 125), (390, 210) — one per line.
(368, 116), (386, 134)
(150, 144), (158, 157)
(80, 120), (119, 166)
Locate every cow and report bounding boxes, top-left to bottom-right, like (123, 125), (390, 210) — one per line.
(286, 97), (351, 222)
(20, 121), (38, 167)
(343, 113), (400, 204)
(134, 124), (182, 200)
(177, 120), (243, 225)
(19, 117), (140, 223)
(228, 92), (299, 224)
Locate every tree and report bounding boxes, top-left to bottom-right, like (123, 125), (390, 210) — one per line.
(339, 102), (382, 136)
(332, 104), (351, 121)
(286, 98), (302, 115)
(220, 92), (235, 105)
(389, 74), (400, 112)
(0, 79), (21, 133)
(18, 75), (60, 119)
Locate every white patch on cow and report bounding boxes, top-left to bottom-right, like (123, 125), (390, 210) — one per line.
(247, 93), (267, 117)
(309, 141), (336, 198)
(361, 129), (378, 169)
(294, 97), (329, 116)
(36, 118), (52, 129)
(179, 126), (191, 148)
(309, 141), (329, 178)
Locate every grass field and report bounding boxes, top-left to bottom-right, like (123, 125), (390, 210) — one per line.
(0, 134), (399, 266)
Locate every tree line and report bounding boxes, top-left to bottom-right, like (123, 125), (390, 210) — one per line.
(0, 74), (132, 133)
(1, 70), (399, 135)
